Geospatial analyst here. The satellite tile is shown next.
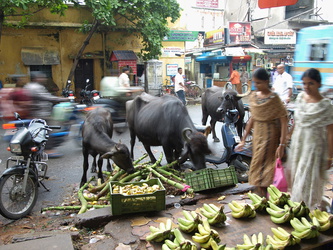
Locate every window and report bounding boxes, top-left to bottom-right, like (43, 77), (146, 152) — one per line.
(309, 43), (328, 61)
(30, 65), (52, 78)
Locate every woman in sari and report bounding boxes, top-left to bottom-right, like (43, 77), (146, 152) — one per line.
(236, 68), (288, 197)
(288, 68), (333, 210)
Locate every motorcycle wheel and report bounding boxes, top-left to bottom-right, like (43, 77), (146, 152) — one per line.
(231, 155), (251, 183)
(0, 173), (38, 220)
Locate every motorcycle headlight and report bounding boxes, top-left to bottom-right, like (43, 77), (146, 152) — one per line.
(10, 143), (22, 153)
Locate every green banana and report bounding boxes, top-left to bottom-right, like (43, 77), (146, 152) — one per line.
(178, 220), (198, 233)
(174, 228), (186, 244)
(198, 223), (210, 236)
(164, 239), (179, 249)
(162, 244), (171, 250)
(270, 208), (293, 224)
(208, 212), (227, 225)
(192, 233), (211, 244)
(291, 228), (313, 239)
(266, 207), (287, 218)
(200, 237), (213, 249)
(203, 203), (217, 213)
(178, 217), (195, 227)
(290, 217), (310, 231)
(149, 225), (160, 233)
(146, 230), (169, 242)
(209, 203), (223, 213)
(183, 210), (195, 221)
(200, 207), (216, 219)
(267, 201), (285, 212)
(266, 235), (289, 249)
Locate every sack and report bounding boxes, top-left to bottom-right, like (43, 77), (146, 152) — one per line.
(272, 158), (288, 192)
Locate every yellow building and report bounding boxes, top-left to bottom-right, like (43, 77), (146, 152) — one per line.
(0, 5), (145, 96)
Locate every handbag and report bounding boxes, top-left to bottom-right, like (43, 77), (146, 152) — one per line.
(272, 158), (288, 192)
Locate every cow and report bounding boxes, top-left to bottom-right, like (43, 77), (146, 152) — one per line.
(201, 86), (250, 142)
(127, 93), (211, 170)
(80, 107), (135, 187)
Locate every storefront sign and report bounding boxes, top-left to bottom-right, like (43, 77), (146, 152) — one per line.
(161, 47), (184, 57)
(166, 64), (178, 76)
(164, 31), (199, 41)
(185, 57), (192, 64)
(204, 29), (225, 47)
(264, 29), (296, 44)
(185, 31), (205, 51)
(196, 0), (219, 9)
(228, 22), (251, 45)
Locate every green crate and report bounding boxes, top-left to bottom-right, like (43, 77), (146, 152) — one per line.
(184, 168), (215, 192)
(211, 166), (238, 188)
(185, 166), (237, 192)
(109, 178), (166, 215)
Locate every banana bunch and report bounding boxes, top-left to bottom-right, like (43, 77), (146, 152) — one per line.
(236, 232), (272, 249)
(200, 203), (227, 225)
(162, 228), (197, 250)
(266, 202), (294, 224)
(309, 209), (333, 232)
(287, 200), (309, 218)
(266, 227), (301, 249)
(267, 185), (290, 206)
(192, 218), (222, 249)
(178, 210), (201, 233)
(247, 192), (268, 212)
(146, 219), (173, 242)
(228, 200), (256, 219)
(290, 217), (320, 239)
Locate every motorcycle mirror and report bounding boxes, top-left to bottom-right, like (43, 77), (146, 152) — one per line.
(86, 79), (90, 83)
(14, 112), (21, 120)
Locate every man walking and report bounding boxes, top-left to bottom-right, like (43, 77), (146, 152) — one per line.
(272, 64), (293, 104)
(229, 67), (241, 93)
(118, 67), (130, 88)
(175, 67), (186, 105)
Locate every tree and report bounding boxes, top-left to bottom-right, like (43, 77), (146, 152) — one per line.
(67, 0), (181, 81)
(0, 0), (69, 44)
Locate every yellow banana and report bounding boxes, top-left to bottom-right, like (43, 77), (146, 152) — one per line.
(290, 217), (309, 231)
(178, 217), (195, 226)
(210, 239), (221, 250)
(149, 225), (160, 233)
(270, 208), (293, 224)
(183, 210), (195, 221)
(251, 233), (257, 245)
(162, 243), (171, 250)
(146, 230), (168, 242)
(319, 220), (332, 231)
(192, 233), (211, 244)
(243, 234), (252, 245)
(200, 237), (213, 249)
(266, 235), (289, 249)
(166, 219), (172, 231)
(209, 203), (223, 213)
(200, 207), (216, 219)
(236, 244), (256, 250)
(159, 222), (166, 231)
(174, 228), (186, 244)
(312, 217), (321, 228)
(178, 220), (197, 233)
(202, 218), (211, 232)
(257, 232), (264, 244)
(301, 217), (313, 228)
(291, 228), (313, 239)
(190, 211), (199, 220)
(198, 223), (210, 236)
(266, 207), (287, 218)
(231, 200), (244, 209)
(271, 227), (289, 241)
(228, 202), (243, 213)
(208, 212), (226, 225)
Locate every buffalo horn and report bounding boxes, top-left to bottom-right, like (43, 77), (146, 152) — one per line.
(182, 128), (192, 142)
(236, 84), (252, 98)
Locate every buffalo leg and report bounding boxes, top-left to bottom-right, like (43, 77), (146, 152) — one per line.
(210, 119), (220, 142)
(163, 146), (174, 164)
(91, 155), (97, 173)
(106, 159), (112, 172)
(143, 144), (157, 163)
(97, 156), (104, 183)
(236, 119), (243, 138)
(80, 146), (89, 187)
(129, 129), (136, 159)
(202, 110), (208, 126)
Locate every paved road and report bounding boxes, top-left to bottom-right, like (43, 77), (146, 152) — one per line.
(0, 104), (226, 224)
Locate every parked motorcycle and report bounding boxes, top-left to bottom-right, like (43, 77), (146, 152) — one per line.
(0, 113), (60, 219)
(203, 109), (252, 182)
(80, 79), (100, 106)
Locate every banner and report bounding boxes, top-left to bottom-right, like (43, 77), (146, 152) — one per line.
(264, 29), (296, 45)
(203, 29), (225, 47)
(228, 22), (251, 45)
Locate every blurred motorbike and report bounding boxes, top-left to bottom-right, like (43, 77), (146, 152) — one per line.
(80, 79), (100, 106)
(0, 113), (60, 219)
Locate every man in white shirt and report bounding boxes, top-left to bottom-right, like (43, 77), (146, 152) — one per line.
(118, 67), (130, 88)
(272, 64), (293, 103)
(174, 67), (186, 105)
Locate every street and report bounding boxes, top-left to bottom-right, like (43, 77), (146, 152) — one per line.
(0, 103), (225, 224)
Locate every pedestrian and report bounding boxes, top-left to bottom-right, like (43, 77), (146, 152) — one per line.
(118, 67), (130, 88)
(272, 64), (293, 104)
(240, 67), (249, 91)
(24, 71), (68, 158)
(174, 67), (186, 105)
(288, 68), (333, 210)
(236, 68), (288, 197)
(229, 67), (241, 94)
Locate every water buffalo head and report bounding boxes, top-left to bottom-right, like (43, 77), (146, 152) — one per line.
(101, 143), (135, 174)
(178, 128), (211, 170)
(216, 85), (251, 114)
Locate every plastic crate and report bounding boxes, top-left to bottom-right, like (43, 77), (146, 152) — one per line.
(184, 168), (215, 192)
(109, 178), (166, 215)
(185, 166), (237, 192)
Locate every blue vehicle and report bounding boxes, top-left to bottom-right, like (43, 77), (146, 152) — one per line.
(291, 25), (333, 93)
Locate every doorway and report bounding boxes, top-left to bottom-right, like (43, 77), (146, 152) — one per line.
(74, 59), (94, 99)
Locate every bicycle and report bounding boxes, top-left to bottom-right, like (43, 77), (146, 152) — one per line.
(185, 81), (202, 99)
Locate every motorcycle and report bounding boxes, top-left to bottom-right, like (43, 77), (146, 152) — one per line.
(80, 79), (100, 106)
(0, 113), (60, 219)
(203, 109), (252, 182)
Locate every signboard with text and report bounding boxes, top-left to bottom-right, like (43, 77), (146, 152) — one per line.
(264, 29), (296, 44)
(164, 31), (199, 41)
(166, 64), (178, 76)
(161, 47), (184, 57)
(196, 0), (219, 9)
(204, 29), (225, 47)
(228, 22), (251, 45)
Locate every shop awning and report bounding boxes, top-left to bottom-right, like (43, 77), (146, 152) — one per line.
(195, 55), (232, 63)
(231, 55), (252, 63)
(21, 47), (60, 65)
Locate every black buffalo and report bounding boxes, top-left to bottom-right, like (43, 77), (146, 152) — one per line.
(80, 107), (135, 187)
(127, 93), (211, 170)
(202, 86), (250, 142)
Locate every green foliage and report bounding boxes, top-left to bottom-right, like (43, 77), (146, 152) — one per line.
(83, 0), (181, 60)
